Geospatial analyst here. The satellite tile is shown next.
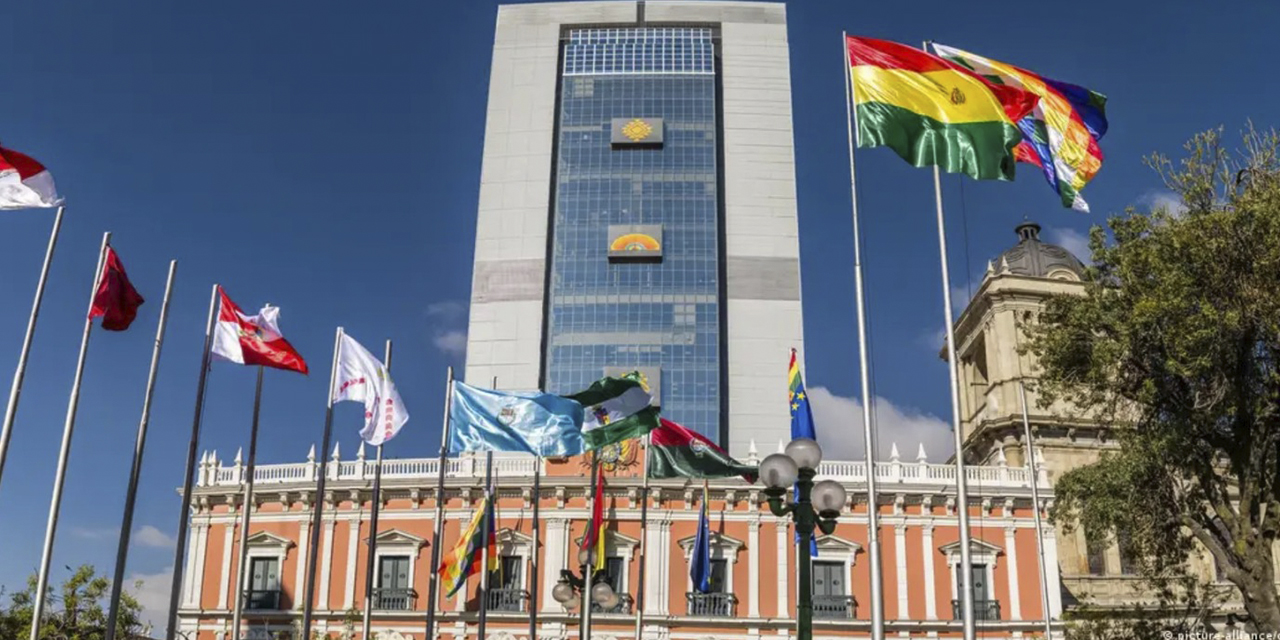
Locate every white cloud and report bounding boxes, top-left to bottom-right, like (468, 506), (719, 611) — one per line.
(1044, 227), (1092, 264)
(128, 565), (172, 637)
(426, 300), (466, 320)
(134, 525), (176, 549)
(806, 386), (954, 462)
(432, 329), (468, 356)
(1139, 189), (1187, 217)
(71, 526), (115, 540)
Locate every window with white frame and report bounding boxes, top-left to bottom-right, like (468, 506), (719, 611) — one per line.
(370, 529), (426, 611)
(242, 531), (293, 611)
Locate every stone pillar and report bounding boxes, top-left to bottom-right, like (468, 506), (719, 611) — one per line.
(543, 518), (568, 612)
(775, 518), (789, 618)
(1005, 524), (1022, 620)
(294, 518), (310, 610)
(217, 519), (235, 610)
(895, 524), (909, 619)
(318, 515), (336, 612)
(922, 523), (937, 620)
(748, 517), (761, 618)
(344, 517), (361, 609)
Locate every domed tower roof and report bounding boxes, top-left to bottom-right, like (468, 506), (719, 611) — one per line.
(993, 221), (1086, 281)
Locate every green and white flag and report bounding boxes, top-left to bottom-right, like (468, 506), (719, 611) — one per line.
(564, 372), (660, 449)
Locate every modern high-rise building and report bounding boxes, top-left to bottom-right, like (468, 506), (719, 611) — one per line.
(463, 0), (805, 455)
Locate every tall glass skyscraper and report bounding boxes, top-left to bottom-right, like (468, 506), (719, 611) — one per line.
(545, 27), (723, 442)
(466, 1), (804, 455)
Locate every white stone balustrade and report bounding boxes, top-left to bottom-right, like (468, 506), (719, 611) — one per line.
(193, 441), (1050, 491)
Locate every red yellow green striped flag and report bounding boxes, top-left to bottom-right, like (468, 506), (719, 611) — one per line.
(581, 465), (607, 571)
(846, 36), (1038, 181)
(438, 494), (498, 597)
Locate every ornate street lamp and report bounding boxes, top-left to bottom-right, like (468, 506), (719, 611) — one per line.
(551, 547), (620, 636)
(759, 437), (847, 640)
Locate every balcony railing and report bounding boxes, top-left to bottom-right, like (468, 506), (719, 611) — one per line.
(951, 599), (1001, 621)
(813, 595), (856, 619)
(486, 588), (529, 613)
(242, 589), (282, 611)
(373, 588), (417, 611)
(686, 592), (737, 617)
(591, 593), (634, 614)
(197, 451), (1048, 490)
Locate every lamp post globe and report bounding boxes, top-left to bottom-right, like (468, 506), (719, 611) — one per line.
(759, 453), (800, 489)
(552, 581), (576, 605)
(785, 437), (823, 471)
(590, 581), (615, 605)
(600, 590), (621, 610)
(812, 479), (847, 517)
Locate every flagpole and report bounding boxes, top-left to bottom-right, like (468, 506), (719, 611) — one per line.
(300, 326), (345, 639)
(424, 365), (455, 640)
(230, 366), (266, 640)
(921, 39), (976, 636)
(478, 450), (494, 639)
(29, 231), (111, 640)
(1019, 380), (1054, 640)
(529, 454), (541, 639)
(0, 205), (64, 495)
(360, 339), (393, 640)
(104, 259), (177, 640)
(164, 283), (220, 640)
(633, 432), (650, 639)
(842, 30), (886, 640)
(580, 452), (598, 640)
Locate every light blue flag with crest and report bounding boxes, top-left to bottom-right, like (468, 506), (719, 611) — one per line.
(448, 381), (586, 457)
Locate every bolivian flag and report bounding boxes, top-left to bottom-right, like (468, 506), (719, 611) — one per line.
(847, 36), (1038, 181)
(438, 494), (498, 597)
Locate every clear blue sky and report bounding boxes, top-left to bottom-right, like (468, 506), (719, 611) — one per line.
(1, 0), (1275, 629)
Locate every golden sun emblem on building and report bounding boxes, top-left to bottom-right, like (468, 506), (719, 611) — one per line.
(621, 118), (653, 142)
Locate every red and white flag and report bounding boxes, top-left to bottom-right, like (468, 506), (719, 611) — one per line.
(210, 286), (308, 374)
(0, 145), (63, 209)
(88, 247), (145, 331)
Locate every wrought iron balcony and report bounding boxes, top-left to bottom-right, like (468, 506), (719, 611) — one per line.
(486, 588), (529, 613)
(242, 589), (282, 611)
(685, 592), (737, 617)
(951, 599), (1001, 621)
(591, 593), (634, 614)
(373, 587), (417, 611)
(813, 594), (856, 619)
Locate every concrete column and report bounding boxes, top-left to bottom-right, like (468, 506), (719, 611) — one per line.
(1006, 524), (1022, 620)
(922, 523), (937, 620)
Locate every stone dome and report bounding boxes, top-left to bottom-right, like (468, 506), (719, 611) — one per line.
(994, 221), (1086, 281)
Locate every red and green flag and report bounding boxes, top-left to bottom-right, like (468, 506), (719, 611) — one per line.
(647, 418), (757, 483)
(846, 36), (1037, 181)
(438, 494), (497, 597)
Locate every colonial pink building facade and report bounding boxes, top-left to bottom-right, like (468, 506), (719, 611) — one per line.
(175, 444), (1061, 639)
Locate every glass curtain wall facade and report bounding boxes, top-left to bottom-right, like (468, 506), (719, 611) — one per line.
(543, 27), (723, 443)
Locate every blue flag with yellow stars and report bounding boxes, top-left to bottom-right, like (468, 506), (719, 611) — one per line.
(788, 349), (819, 556)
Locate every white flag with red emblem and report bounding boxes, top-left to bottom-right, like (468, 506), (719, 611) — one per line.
(210, 286), (308, 374)
(333, 333), (408, 446)
(0, 145), (63, 209)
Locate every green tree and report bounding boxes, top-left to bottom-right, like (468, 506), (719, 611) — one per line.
(1028, 126), (1280, 633)
(0, 565), (149, 639)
